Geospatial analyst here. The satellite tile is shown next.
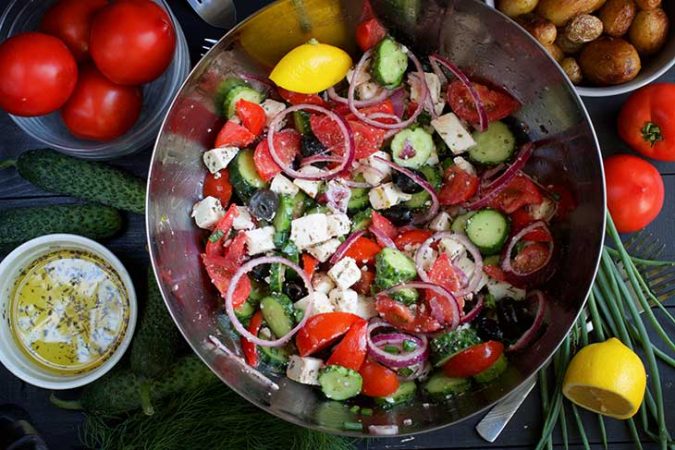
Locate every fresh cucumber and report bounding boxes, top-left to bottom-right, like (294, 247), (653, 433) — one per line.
(350, 208), (373, 232)
(404, 165), (441, 209)
(390, 127), (434, 169)
(347, 178), (370, 212)
(234, 298), (258, 324)
(423, 372), (471, 398)
(293, 110), (312, 135)
(318, 365), (363, 400)
(451, 211), (476, 234)
(374, 247), (418, 290)
(224, 85), (264, 118)
(375, 380), (417, 409)
(473, 354), (508, 383)
(371, 37), (408, 89)
(260, 295), (294, 338)
(469, 121), (516, 165)
(259, 345), (290, 370)
(465, 209), (510, 255)
(430, 328), (482, 367)
(229, 149), (267, 202)
(0, 204), (122, 251)
(273, 194), (295, 235)
(12, 149), (145, 214)
(215, 77), (246, 115)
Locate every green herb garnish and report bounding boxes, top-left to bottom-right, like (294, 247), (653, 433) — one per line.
(208, 230), (224, 243)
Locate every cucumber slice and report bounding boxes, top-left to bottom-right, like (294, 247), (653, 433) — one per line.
(351, 208), (373, 232)
(473, 354), (508, 383)
(465, 209), (510, 256)
(371, 37), (408, 89)
(229, 149), (267, 202)
(293, 110), (312, 135)
(391, 288), (419, 306)
(273, 194), (295, 235)
(451, 211), (476, 234)
(469, 121), (516, 166)
(423, 372), (471, 398)
(318, 366), (363, 400)
(374, 247), (418, 291)
(259, 345), (290, 370)
(390, 127), (434, 169)
(375, 380), (417, 409)
(260, 295), (294, 338)
(430, 328), (482, 367)
(234, 299), (258, 324)
(224, 85), (265, 118)
(404, 165), (442, 209)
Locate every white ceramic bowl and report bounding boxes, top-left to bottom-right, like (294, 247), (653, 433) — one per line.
(0, 235), (137, 389)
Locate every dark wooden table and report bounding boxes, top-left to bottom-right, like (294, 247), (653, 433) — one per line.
(1, 0), (673, 448)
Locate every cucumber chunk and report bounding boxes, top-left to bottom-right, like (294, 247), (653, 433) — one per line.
(465, 209), (510, 255)
(424, 372), (471, 398)
(371, 37), (408, 89)
(430, 328), (482, 367)
(229, 149), (267, 202)
(318, 366), (363, 400)
(391, 127), (434, 169)
(351, 208), (373, 232)
(260, 295), (294, 338)
(374, 247), (418, 291)
(259, 345), (290, 370)
(451, 211), (476, 234)
(404, 165), (442, 209)
(224, 85), (264, 118)
(474, 354), (508, 383)
(293, 110), (312, 135)
(375, 380), (417, 409)
(469, 121), (516, 165)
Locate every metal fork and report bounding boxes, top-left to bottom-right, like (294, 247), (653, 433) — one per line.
(624, 231), (675, 303)
(201, 37), (219, 56)
(186, 0), (237, 29)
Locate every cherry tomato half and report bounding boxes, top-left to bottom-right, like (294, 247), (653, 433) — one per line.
(443, 341), (504, 378)
(438, 165), (479, 206)
(40, 0), (108, 61)
(359, 359), (400, 397)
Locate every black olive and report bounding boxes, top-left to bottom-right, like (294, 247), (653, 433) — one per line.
(249, 189), (279, 221)
(380, 205), (413, 226)
(474, 313), (504, 342)
(249, 264), (270, 283)
(300, 135), (326, 158)
(392, 170), (424, 194)
(497, 298), (534, 341)
(283, 279), (308, 301)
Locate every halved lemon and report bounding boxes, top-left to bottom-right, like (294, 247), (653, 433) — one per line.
(269, 40), (352, 94)
(562, 338), (646, 419)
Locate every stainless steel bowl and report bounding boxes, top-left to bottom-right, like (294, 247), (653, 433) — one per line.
(147, 0), (605, 436)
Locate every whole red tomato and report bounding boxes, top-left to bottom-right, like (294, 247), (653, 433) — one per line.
(604, 155), (664, 233)
(40, 0), (108, 61)
(618, 83), (675, 161)
(0, 32), (78, 116)
(89, 0), (176, 85)
(61, 65), (142, 141)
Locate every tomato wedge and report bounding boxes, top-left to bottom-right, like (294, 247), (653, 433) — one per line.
(296, 312), (363, 356)
(203, 170), (233, 207)
(236, 99), (266, 136)
(443, 341), (504, 378)
(201, 253), (251, 308)
(253, 129), (301, 182)
(242, 310), (263, 367)
(326, 319), (368, 371)
(359, 359), (400, 397)
(447, 80), (520, 125)
(427, 253), (464, 310)
(302, 253), (319, 278)
(395, 229), (433, 250)
(278, 87), (325, 106)
(205, 204), (238, 256)
(375, 295), (443, 333)
(355, 17), (387, 52)
(512, 242), (551, 274)
(344, 237), (382, 265)
(310, 114), (386, 159)
(438, 165), (479, 206)
(353, 268), (375, 295)
(214, 120), (256, 148)
(370, 211), (398, 240)
(483, 264), (508, 282)
(489, 174), (543, 214)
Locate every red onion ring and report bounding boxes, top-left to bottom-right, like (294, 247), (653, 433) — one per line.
(502, 221), (554, 276)
(327, 86), (390, 107)
(369, 225), (396, 248)
(268, 104), (355, 180)
(415, 232), (484, 297)
(348, 48), (428, 130)
(329, 230), (366, 265)
(429, 54), (488, 131)
(325, 180), (351, 213)
(389, 87), (407, 118)
(366, 319), (429, 368)
(377, 282), (460, 331)
(459, 294), (484, 324)
(367, 112), (402, 123)
(225, 256), (313, 347)
(300, 155), (342, 166)
(508, 290), (547, 352)
(410, 72), (439, 119)
(373, 156), (439, 224)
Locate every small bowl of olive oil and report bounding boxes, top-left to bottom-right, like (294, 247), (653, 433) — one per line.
(0, 234), (137, 389)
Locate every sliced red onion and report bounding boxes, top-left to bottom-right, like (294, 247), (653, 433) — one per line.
(369, 425), (399, 435)
(348, 48), (427, 130)
(389, 87), (407, 118)
(367, 112), (402, 124)
(327, 86), (390, 107)
(481, 163), (506, 189)
(502, 221), (554, 276)
(415, 232), (484, 297)
(373, 156), (439, 224)
(300, 155), (342, 166)
(459, 293), (484, 324)
(367, 319), (429, 368)
(225, 256), (313, 347)
(465, 142), (535, 210)
(377, 282), (460, 331)
(508, 290), (547, 352)
(429, 54), (487, 131)
(369, 225), (396, 249)
(268, 104), (355, 180)
(325, 180), (351, 214)
(328, 230), (366, 265)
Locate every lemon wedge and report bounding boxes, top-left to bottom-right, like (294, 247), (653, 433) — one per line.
(563, 338), (646, 419)
(270, 40), (352, 94)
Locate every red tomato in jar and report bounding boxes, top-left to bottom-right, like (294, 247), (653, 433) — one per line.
(443, 341), (504, 378)
(61, 65), (142, 141)
(89, 0), (176, 85)
(40, 0), (108, 61)
(447, 80), (520, 125)
(0, 32), (78, 116)
(604, 155), (664, 233)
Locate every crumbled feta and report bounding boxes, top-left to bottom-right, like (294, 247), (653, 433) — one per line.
(456, 256), (487, 291)
(244, 226), (276, 255)
(312, 272), (336, 294)
(401, 242), (421, 259)
(307, 238), (341, 263)
(287, 355), (323, 385)
(354, 295), (378, 320)
(270, 173), (300, 196)
(486, 276), (526, 301)
(357, 81), (385, 101)
(327, 213), (351, 238)
(328, 257), (362, 290)
(294, 291), (334, 318)
(203, 147), (238, 174)
(347, 65), (371, 85)
(368, 182), (412, 210)
(429, 212), (452, 231)
(453, 156), (477, 176)
(530, 197), (556, 221)
(232, 206), (255, 230)
(417, 245), (437, 272)
(191, 196), (225, 229)
(291, 213), (330, 250)
(439, 238), (466, 260)
(431, 113), (476, 155)
(360, 151), (392, 186)
(409, 72), (444, 116)
(260, 99), (287, 126)
(293, 166), (325, 198)
(328, 288), (359, 313)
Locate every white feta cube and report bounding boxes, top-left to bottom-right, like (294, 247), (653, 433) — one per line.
(432, 113), (476, 155)
(361, 151), (392, 186)
(453, 156), (477, 176)
(191, 196), (225, 229)
(232, 206), (255, 230)
(286, 355), (323, 385)
(409, 72), (444, 116)
(357, 81), (385, 101)
(417, 245), (437, 272)
(328, 288), (359, 314)
(354, 295), (378, 320)
(439, 237), (466, 260)
(293, 166), (325, 198)
(290, 213), (330, 250)
(312, 272), (335, 294)
(429, 212), (452, 231)
(244, 226), (276, 255)
(260, 99), (287, 126)
(486, 277), (526, 301)
(327, 214), (351, 238)
(306, 238), (341, 263)
(294, 291), (334, 318)
(203, 147), (238, 174)
(530, 197), (556, 221)
(368, 182), (412, 210)
(457, 256), (488, 292)
(270, 173), (300, 196)
(347, 65), (371, 85)
(328, 257), (362, 290)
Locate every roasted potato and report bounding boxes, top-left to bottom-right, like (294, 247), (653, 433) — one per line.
(599, 0), (637, 36)
(629, 9), (669, 54)
(544, 43), (566, 61)
(556, 33), (585, 53)
(635, 0), (661, 10)
(565, 14), (604, 42)
(561, 57), (583, 83)
(517, 15), (558, 45)
(579, 37), (641, 84)
(497, 0), (539, 18)
(536, 0), (607, 26)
